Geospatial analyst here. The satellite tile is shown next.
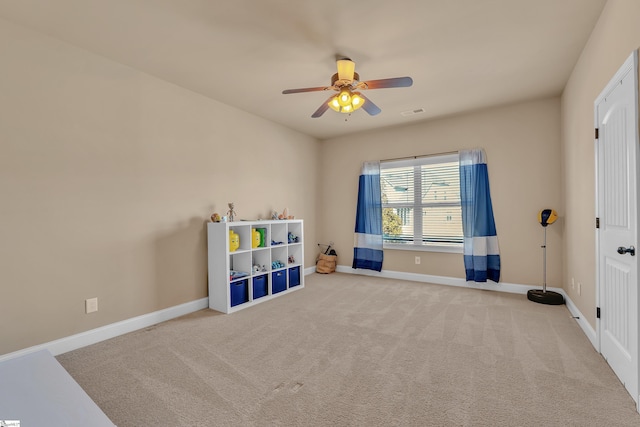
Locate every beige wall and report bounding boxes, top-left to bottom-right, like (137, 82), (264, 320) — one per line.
(0, 18), (319, 355)
(561, 0), (640, 328)
(319, 98), (562, 287)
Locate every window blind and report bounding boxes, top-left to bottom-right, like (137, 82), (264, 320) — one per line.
(381, 155), (463, 248)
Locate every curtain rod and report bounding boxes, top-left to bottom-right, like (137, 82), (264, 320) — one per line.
(381, 150), (459, 163)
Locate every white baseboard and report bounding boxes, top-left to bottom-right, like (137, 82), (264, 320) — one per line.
(0, 297), (209, 363)
(563, 293), (597, 348)
(335, 265), (598, 350)
(335, 265), (539, 294)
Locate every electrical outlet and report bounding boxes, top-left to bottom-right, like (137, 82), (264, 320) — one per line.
(415, 256), (421, 265)
(571, 277), (575, 289)
(85, 297), (98, 314)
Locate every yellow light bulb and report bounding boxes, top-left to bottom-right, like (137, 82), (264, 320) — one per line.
(351, 93), (364, 110)
(338, 90), (352, 107)
(328, 97), (341, 112)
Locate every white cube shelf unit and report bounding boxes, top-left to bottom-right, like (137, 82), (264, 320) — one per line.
(207, 219), (304, 313)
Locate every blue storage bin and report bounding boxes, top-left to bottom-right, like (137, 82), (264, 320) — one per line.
(253, 274), (268, 299)
(230, 279), (248, 307)
(272, 270), (287, 294)
(288, 266), (300, 287)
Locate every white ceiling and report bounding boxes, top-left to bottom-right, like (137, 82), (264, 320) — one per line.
(0, 0), (607, 140)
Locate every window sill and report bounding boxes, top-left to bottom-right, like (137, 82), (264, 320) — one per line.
(383, 243), (463, 254)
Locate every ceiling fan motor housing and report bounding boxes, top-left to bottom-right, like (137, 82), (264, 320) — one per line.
(331, 72), (359, 88)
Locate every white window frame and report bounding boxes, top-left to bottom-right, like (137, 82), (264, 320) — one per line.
(381, 153), (463, 253)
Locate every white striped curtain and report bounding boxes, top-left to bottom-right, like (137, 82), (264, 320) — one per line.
(352, 161), (384, 271)
(459, 149), (500, 282)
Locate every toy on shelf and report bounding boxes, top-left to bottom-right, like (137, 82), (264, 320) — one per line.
(288, 232), (299, 243)
(276, 207), (296, 220)
(272, 260), (285, 269)
(252, 263), (268, 273)
(252, 228), (261, 248)
(271, 240), (284, 246)
(227, 203), (237, 222)
(256, 228), (266, 247)
(288, 255), (295, 264)
(211, 213), (221, 222)
(230, 270), (248, 280)
(229, 230), (240, 252)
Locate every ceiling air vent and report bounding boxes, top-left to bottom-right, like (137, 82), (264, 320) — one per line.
(401, 108), (425, 117)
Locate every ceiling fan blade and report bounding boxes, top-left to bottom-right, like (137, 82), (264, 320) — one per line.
(359, 94), (381, 116)
(358, 76), (413, 90)
(311, 96), (335, 118)
(282, 86), (331, 94)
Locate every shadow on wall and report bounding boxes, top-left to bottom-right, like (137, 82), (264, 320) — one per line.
(153, 217), (208, 308)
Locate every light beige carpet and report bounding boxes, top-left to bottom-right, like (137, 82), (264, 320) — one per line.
(58, 273), (640, 426)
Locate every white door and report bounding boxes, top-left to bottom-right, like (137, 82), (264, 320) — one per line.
(596, 50), (639, 409)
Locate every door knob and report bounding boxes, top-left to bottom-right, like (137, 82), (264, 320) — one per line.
(617, 246), (636, 256)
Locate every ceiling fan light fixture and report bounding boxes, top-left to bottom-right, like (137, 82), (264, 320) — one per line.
(328, 89), (365, 114)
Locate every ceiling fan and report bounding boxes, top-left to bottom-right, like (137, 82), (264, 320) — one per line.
(282, 58), (413, 118)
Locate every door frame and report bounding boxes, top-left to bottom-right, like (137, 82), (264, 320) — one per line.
(594, 49), (640, 410)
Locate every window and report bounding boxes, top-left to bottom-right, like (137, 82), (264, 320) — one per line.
(380, 153), (463, 252)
